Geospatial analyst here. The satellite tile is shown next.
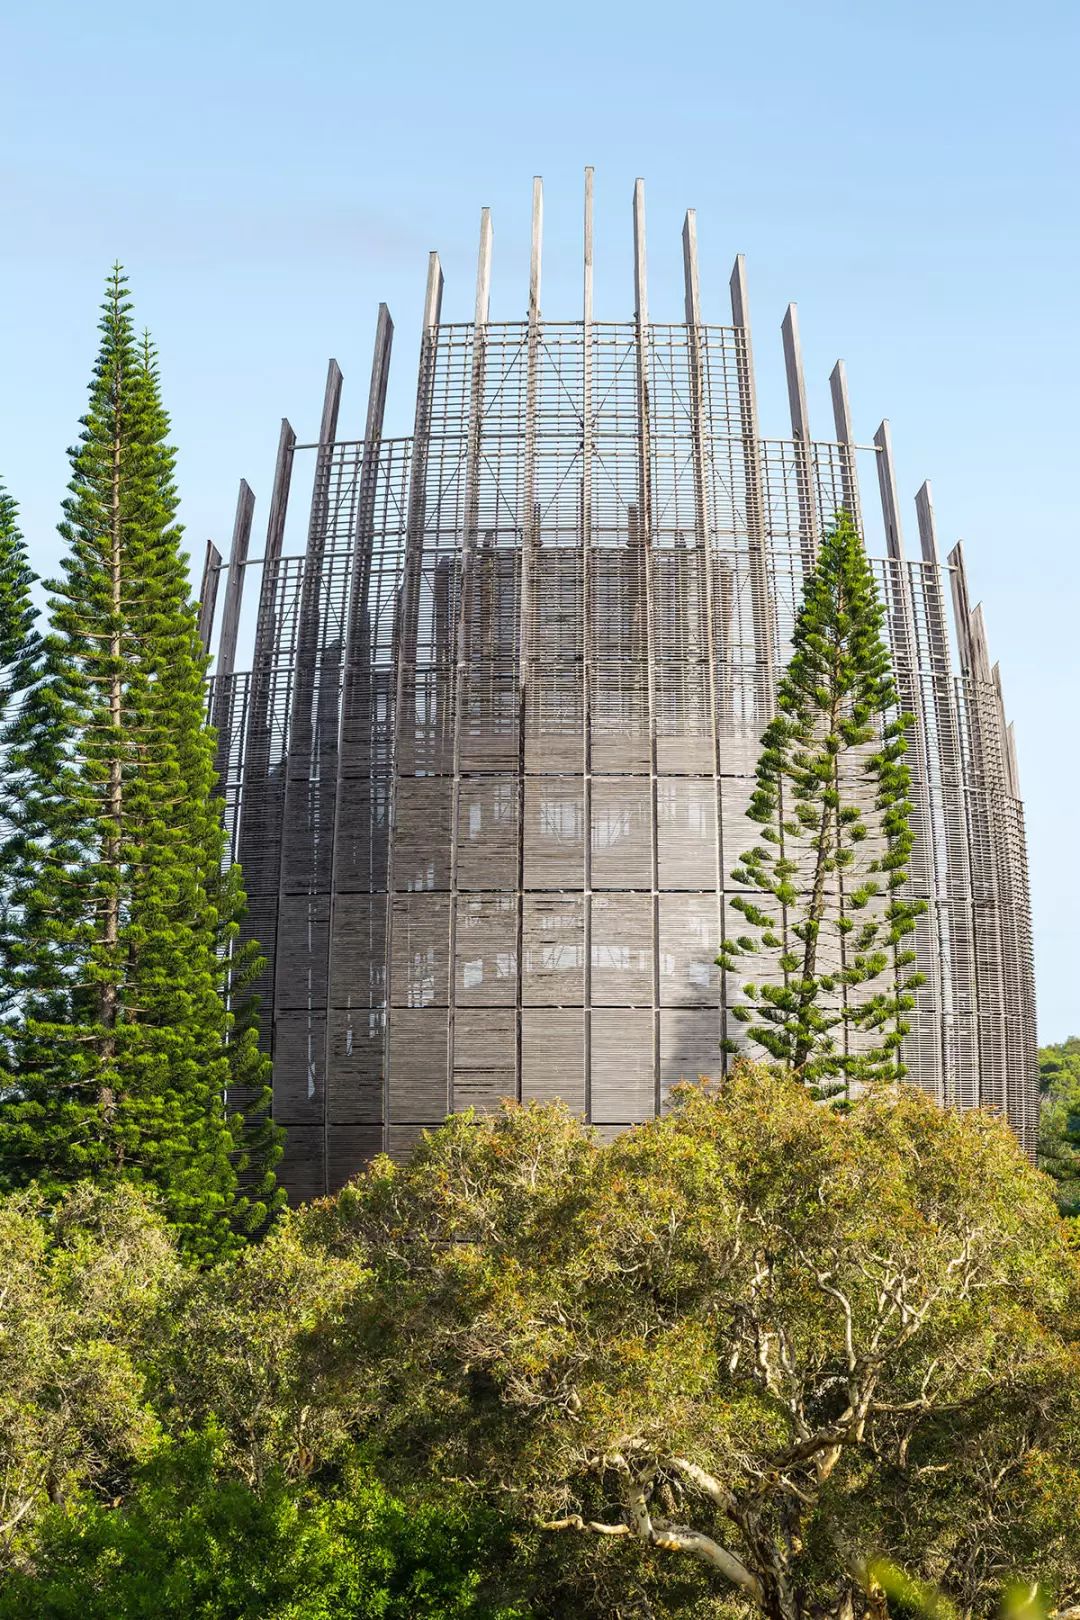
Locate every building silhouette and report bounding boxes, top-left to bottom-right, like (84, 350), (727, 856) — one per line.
(201, 175), (1038, 1202)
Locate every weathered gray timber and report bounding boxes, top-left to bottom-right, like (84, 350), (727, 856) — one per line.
(209, 172), (1040, 1200)
(197, 541), (221, 653)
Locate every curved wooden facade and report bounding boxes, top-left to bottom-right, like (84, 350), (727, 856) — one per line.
(204, 175), (1038, 1201)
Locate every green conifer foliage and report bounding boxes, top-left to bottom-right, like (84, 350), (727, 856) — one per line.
(0, 484), (41, 1004)
(0, 485), (38, 732)
(0, 269), (281, 1258)
(718, 512), (925, 1091)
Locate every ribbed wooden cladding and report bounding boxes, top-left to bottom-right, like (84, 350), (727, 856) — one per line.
(208, 239), (1037, 1200)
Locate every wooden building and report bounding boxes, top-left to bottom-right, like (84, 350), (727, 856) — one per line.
(202, 175), (1038, 1201)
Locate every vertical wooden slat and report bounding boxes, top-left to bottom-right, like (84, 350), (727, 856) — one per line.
(216, 480), (256, 680)
(197, 540), (222, 654)
(729, 256), (774, 719)
(385, 252), (443, 1146)
(324, 304), (395, 1183)
(581, 167), (595, 1116)
(274, 360), (343, 1197)
(781, 301), (818, 570)
(446, 211), (494, 1114)
(828, 359), (860, 525)
(681, 207), (726, 1070)
(631, 178), (661, 1111)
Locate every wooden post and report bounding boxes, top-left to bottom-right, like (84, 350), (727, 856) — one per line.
(325, 302), (395, 1187)
(197, 540), (222, 654)
(947, 541), (974, 674)
(631, 177), (661, 1112)
(517, 179), (543, 1108)
(264, 419), (298, 578)
(216, 480), (255, 680)
(781, 302), (817, 570)
(873, 419), (905, 561)
(729, 255), (774, 718)
(682, 207), (727, 1065)
(829, 359), (860, 524)
(915, 478), (939, 565)
(581, 167), (594, 1117)
(447, 211), (494, 1115)
(385, 251), (444, 1151)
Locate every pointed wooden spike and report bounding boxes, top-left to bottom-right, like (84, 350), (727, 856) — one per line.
(423, 252), (444, 330)
(583, 167), (594, 326)
(364, 304), (394, 445)
(474, 208), (493, 327)
(529, 177), (543, 322)
(682, 209), (701, 328)
(633, 178), (648, 325)
(915, 480), (939, 565)
(781, 304), (810, 443)
(829, 360), (854, 445)
(873, 419), (905, 560)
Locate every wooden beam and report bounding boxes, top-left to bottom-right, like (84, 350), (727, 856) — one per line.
(422, 250), (444, 331)
(1006, 721), (1021, 797)
(828, 359), (859, 523)
(264, 418), (297, 574)
(583, 166), (594, 326)
(873, 419), (905, 561)
(947, 541), (974, 675)
(317, 358), (343, 451)
(682, 208), (701, 327)
(969, 602), (993, 683)
(630, 174), (660, 1111)
(529, 176), (543, 322)
(915, 478), (939, 566)
(474, 207), (493, 326)
(633, 177), (648, 326)
(782, 302), (817, 565)
(581, 165), (595, 1114)
(829, 358), (854, 444)
(781, 303), (811, 443)
(364, 304), (394, 446)
(197, 540), (222, 655)
(729, 256), (761, 439)
(728, 254), (773, 716)
(217, 480), (255, 679)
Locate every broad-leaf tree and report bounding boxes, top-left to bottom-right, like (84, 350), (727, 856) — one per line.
(0, 270), (281, 1258)
(718, 512), (925, 1091)
(309, 1071), (1080, 1620)
(1039, 1037), (1080, 1215)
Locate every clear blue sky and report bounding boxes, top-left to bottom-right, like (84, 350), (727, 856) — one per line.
(2, 0), (1076, 1038)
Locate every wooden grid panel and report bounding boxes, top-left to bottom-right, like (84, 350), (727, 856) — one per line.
(215, 302), (1037, 1191)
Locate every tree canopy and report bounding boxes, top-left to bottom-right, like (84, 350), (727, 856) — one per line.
(307, 1069), (1080, 1620)
(1039, 1036), (1080, 1215)
(2, 1076), (1077, 1617)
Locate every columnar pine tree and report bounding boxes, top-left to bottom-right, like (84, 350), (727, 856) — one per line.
(0, 270), (281, 1258)
(0, 485), (38, 734)
(718, 512), (925, 1091)
(0, 485), (41, 986)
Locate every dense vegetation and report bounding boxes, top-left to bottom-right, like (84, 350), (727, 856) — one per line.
(1, 1073), (1077, 1618)
(1039, 1037), (1080, 1214)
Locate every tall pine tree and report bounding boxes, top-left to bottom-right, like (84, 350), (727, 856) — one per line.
(0, 484), (38, 732)
(0, 269), (281, 1258)
(0, 484), (41, 993)
(718, 512), (925, 1093)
